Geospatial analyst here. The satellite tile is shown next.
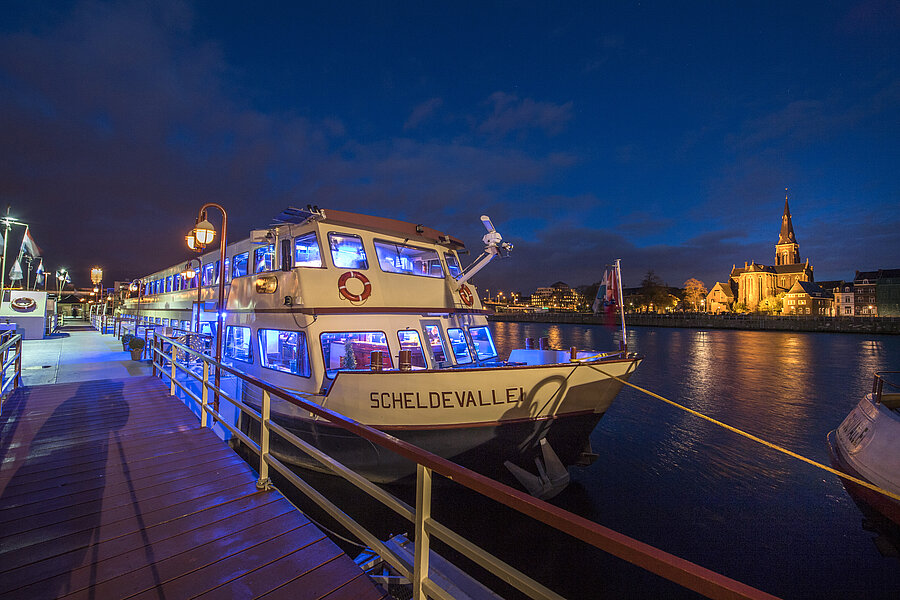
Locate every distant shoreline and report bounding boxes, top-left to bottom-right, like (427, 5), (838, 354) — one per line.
(487, 311), (900, 335)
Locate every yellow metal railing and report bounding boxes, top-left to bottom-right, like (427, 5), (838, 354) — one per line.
(149, 332), (779, 600)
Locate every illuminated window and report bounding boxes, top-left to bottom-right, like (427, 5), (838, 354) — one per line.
(225, 326), (252, 363)
(447, 328), (472, 364)
(375, 240), (443, 278)
(165, 276), (173, 293)
(202, 263), (215, 286)
(397, 330), (428, 368)
(258, 329), (310, 377)
(424, 325), (447, 363)
(468, 326), (497, 361)
(232, 252), (249, 278)
(254, 244), (275, 273)
(294, 232), (323, 267)
(329, 233), (368, 269)
(445, 253), (462, 278)
(320, 331), (391, 378)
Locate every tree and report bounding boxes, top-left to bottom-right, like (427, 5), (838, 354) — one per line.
(683, 278), (708, 311)
(640, 270), (669, 313)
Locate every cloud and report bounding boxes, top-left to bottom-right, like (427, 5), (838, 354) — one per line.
(404, 97), (443, 131)
(478, 92), (574, 138)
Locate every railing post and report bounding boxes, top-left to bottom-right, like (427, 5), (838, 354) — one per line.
(413, 464), (432, 599)
(14, 336), (22, 390)
(170, 340), (177, 395)
(200, 360), (209, 428)
(257, 389), (272, 490)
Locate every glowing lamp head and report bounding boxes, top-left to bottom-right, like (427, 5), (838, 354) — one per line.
(193, 219), (216, 245)
(182, 263), (196, 279)
(90, 267), (103, 285)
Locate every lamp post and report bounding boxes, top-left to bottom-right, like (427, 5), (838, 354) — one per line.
(129, 278), (144, 332)
(187, 203), (227, 411)
(181, 258), (202, 333)
(0, 210), (27, 293)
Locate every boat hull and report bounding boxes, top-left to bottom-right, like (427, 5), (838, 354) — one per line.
(828, 393), (900, 527)
(239, 357), (639, 484)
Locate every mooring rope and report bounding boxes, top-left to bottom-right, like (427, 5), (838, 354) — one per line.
(594, 367), (900, 503)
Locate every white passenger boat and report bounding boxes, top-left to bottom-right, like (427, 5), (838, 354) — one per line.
(828, 372), (900, 526)
(121, 207), (640, 497)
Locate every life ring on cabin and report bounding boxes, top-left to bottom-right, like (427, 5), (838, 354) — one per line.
(338, 271), (372, 302)
(11, 297), (37, 312)
(458, 284), (474, 306)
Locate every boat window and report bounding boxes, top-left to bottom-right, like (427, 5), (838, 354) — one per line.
(174, 274), (182, 291)
(423, 325), (447, 363)
(444, 253), (462, 278)
(397, 330), (428, 368)
(189, 268), (199, 288)
(255, 244), (275, 273)
(320, 331), (391, 378)
(329, 233), (368, 269)
(294, 232), (323, 267)
(202, 263), (215, 286)
(165, 275), (173, 293)
(225, 326), (252, 363)
(224, 258), (231, 283)
(374, 240), (443, 278)
(232, 252), (250, 278)
(258, 329), (310, 377)
(446, 328), (472, 364)
(468, 326), (497, 361)
(214, 260), (221, 285)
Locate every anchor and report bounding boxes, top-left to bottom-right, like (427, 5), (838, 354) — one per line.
(504, 437), (570, 500)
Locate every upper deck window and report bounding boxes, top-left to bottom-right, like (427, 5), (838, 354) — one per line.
(294, 232), (323, 267)
(255, 244), (275, 273)
(444, 253), (462, 278)
(329, 233), (368, 269)
(202, 263), (215, 286)
(232, 252), (249, 278)
(375, 240), (443, 278)
(165, 275), (173, 293)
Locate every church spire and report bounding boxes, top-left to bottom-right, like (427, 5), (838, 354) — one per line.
(778, 188), (797, 245)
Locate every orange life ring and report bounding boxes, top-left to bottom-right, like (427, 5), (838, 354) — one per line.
(338, 271), (372, 302)
(459, 284), (474, 306)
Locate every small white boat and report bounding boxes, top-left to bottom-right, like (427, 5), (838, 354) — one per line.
(121, 207), (639, 498)
(828, 371), (900, 526)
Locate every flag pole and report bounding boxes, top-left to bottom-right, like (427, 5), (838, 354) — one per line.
(615, 258), (627, 353)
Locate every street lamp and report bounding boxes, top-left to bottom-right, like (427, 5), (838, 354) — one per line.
(187, 203), (228, 410)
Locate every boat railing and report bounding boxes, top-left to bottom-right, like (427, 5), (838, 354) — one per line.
(0, 331), (23, 406)
(148, 332), (778, 600)
(873, 371), (900, 409)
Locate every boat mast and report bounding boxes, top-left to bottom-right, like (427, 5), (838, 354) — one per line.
(616, 258), (627, 352)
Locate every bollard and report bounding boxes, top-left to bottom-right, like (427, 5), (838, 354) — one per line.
(370, 350), (383, 372)
(525, 337), (535, 350)
(570, 346), (577, 360)
(399, 349), (412, 371)
(539, 337), (549, 350)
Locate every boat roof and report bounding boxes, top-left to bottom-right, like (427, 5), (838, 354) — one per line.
(274, 206), (466, 250)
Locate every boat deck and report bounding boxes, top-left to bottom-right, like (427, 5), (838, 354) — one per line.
(0, 374), (386, 599)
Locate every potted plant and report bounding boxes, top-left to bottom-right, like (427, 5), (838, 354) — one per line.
(121, 333), (134, 352)
(128, 336), (145, 360)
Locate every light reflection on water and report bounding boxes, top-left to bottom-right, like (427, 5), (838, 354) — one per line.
(487, 322), (900, 599)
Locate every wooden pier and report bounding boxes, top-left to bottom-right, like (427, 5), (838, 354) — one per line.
(0, 375), (386, 599)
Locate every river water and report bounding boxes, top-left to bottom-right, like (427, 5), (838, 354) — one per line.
(268, 323), (900, 599)
(477, 322), (900, 599)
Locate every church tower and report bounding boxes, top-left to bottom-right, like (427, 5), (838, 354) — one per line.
(775, 191), (800, 266)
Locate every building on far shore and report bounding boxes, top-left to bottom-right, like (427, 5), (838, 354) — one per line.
(782, 280), (834, 316)
(707, 193), (814, 313)
(530, 282), (583, 312)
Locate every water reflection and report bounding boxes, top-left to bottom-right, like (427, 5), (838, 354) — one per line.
(487, 321), (900, 598)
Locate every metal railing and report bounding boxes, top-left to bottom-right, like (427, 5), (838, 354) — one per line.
(873, 371), (900, 406)
(0, 332), (23, 407)
(149, 332), (778, 600)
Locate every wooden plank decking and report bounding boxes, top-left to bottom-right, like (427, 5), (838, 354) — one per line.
(0, 376), (387, 600)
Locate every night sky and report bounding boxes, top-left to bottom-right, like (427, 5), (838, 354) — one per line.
(2, 1), (897, 293)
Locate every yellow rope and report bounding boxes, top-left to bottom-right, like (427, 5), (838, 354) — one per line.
(595, 368), (900, 503)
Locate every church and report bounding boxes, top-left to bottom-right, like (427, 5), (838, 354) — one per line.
(706, 195), (814, 313)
